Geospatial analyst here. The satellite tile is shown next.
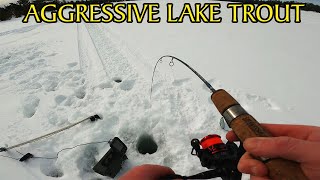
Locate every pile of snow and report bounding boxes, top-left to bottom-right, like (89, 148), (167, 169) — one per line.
(0, 0), (320, 179)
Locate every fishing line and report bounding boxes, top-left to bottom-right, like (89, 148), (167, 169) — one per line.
(0, 155), (20, 161)
(150, 55), (216, 99)
(0, 140), (111, 161)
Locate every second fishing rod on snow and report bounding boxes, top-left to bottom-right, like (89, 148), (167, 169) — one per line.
(151, 55), (307, 180)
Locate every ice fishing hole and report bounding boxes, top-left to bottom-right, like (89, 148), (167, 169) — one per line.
(40, 163), (64, 178)
(113, 78), (122, 83)
(136, 134), (158, 155)
(47, 169), (64, 178)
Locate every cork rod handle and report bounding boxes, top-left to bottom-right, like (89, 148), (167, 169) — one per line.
(211, 89), (307, 180)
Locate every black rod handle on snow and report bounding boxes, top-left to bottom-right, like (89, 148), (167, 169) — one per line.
(151, 56), (307, 180)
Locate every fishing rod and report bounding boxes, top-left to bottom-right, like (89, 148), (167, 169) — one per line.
(0, 115), (101, 152)
(151, 55), (307, 180)
(151, 55), (215, 98)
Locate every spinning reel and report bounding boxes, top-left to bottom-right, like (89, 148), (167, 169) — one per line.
(164, 134), (245, 180)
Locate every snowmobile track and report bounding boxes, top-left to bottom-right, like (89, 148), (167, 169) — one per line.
(84, 24), (138, 81)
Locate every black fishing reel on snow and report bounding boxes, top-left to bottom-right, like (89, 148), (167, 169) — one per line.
(164, 134), (244, 180)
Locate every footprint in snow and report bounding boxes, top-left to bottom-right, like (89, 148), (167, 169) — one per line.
(67, 62), (78, 68)
(40, 161), (64, 178)
(46, 52), (58, 57)
(119, 79), (135, 91)
(74, 87), (86, 99)
(47, 111), (59, 125)
(113, 77), (122, 83)
(72, 76), (81, 82)
(4, 55), (11, 59)
(22, 95), (40, 118)
(0, 55), (11, 63)
(55, 95), (67, 105)
(97, 82), (113, 89)
(26, 82), (42, 90)
(172, 78), (190, 86)
(63, 97), (75, 107)
(42, 76), (59, 92)
(27, 51), (44, 60)
(38, 59), (46, 63)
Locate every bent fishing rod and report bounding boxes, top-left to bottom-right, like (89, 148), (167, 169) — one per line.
(151, 55), (307, 180)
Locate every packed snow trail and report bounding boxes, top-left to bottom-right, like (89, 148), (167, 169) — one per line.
(84, 23), (137, 81)
(79, 23), (224, 177)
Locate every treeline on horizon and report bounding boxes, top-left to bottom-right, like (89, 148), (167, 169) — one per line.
(218, 0), (320, 13)
(0, 0), (127, 21)
(1, 0), (320, 22)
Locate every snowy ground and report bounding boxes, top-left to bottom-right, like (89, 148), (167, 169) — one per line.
(0, 1), (320, 179)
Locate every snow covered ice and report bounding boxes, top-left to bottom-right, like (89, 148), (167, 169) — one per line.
(0, 1), (320, 179)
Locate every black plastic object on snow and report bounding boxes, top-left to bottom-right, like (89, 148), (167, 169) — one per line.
(19, 153), (34, 162)
(93, 137), (128, 178)
(90, 114), (101, 122)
